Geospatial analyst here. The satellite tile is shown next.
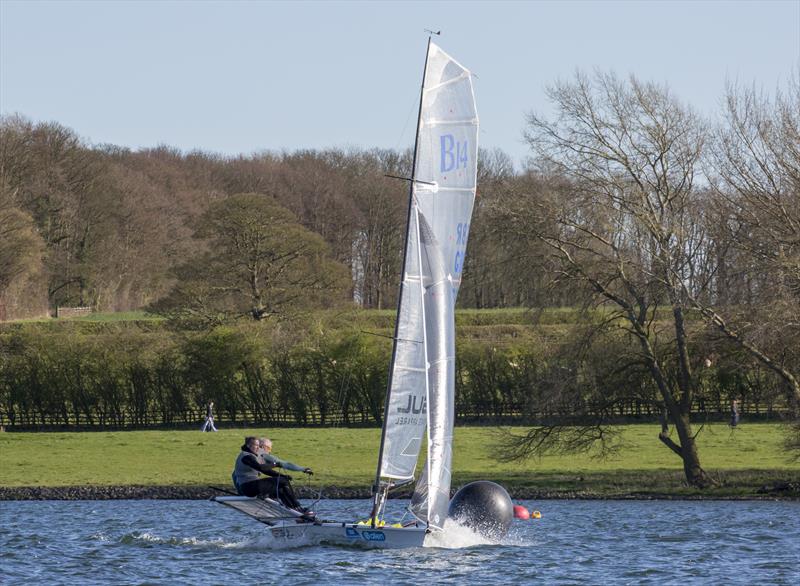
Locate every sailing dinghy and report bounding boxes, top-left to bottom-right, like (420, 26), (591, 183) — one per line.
(214, 38), (478, 548)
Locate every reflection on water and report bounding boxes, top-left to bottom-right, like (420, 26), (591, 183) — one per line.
(1, 499), (799, 584)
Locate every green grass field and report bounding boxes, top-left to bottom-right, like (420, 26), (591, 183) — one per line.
(1, 424), (797, 497)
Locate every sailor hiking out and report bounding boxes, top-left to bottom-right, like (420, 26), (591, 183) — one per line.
(257, 437), (312, 476)
(231, 436), (313, 516)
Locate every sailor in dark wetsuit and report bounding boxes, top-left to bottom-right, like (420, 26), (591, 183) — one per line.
(232, 436), (311, 513)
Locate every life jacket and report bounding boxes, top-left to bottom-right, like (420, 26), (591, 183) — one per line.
(233, 449), (262, 492)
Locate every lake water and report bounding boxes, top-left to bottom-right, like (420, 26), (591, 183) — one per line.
(1, 499), (798, 584)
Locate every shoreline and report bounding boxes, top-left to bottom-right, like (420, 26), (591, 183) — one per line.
(1, 484), (797, 501)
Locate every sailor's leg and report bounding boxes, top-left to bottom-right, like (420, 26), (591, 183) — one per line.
(279, 481), (303, 510)
(239, 480), (259, 497)
(256, 478), (279, 500)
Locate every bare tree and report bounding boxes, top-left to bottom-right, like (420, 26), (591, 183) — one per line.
(0, 195), (44, 302)
(696, 76), (800, 411)
(500, 71), (715, 487)
(343, 149), (407, 309)
(0, 118), (45, 304)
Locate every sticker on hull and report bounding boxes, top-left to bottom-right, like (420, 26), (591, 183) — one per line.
(361, 530), (386, 542)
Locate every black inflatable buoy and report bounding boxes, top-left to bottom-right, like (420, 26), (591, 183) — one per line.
(448, 480), (513, 539)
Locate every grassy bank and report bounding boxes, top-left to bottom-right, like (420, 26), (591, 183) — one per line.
(1, 424), (797, 498)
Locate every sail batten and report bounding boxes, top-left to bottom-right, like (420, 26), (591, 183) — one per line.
(421, 118), (479, 126)
(396, 367), (427, 374)
(423, 71), (472, 92)
(376, 40), (478, 531)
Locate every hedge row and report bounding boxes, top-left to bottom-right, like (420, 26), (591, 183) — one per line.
(0, 323), (791, 429)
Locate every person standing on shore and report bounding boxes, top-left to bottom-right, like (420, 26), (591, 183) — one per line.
(201, 401), (218, 432)
(730, 399), (740, 428)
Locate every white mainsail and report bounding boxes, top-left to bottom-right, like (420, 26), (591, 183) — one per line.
(376, 41), (479, 531)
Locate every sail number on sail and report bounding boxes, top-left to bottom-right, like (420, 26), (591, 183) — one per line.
(440, 134), (468, 172)
(453, 222), (470, 274)
(393, 395), (427, 426)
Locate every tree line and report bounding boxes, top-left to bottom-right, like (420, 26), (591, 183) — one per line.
(0, 119), (415, 319)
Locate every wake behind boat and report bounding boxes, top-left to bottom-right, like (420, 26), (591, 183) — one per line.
(212, 38), (504, 549)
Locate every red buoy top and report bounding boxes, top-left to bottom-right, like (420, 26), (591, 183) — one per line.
(513, 504), (530, 520)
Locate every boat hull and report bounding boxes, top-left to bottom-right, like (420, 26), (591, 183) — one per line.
(268, 521), (428, 549)
(212, 495), (428, 548)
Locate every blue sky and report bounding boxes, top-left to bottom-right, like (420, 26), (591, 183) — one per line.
(1, 0), (798, 166)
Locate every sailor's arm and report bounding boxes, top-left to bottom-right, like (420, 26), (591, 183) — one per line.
(241, 454), (280, 477)
(263, 453), (313, 475)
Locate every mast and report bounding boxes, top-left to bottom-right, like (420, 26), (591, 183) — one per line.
(370, 36), (433, 521)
